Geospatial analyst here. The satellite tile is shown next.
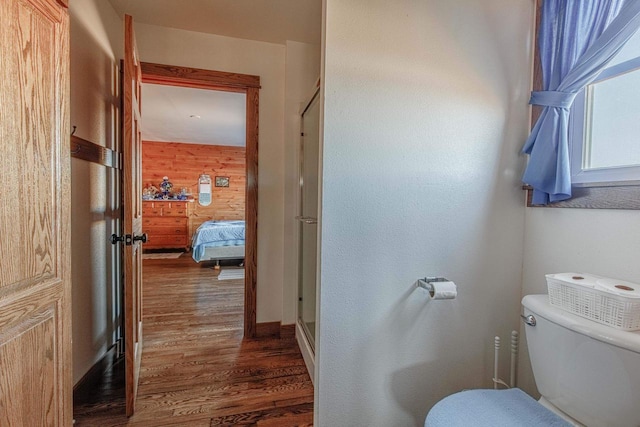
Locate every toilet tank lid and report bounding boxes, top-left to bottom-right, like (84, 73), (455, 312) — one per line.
(522, 294), (640, 354)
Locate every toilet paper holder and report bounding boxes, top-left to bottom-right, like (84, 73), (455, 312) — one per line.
(417, 277), (456, 299)
(418, 276), (458, 300)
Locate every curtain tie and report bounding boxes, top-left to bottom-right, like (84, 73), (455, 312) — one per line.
(529, 90), (577, 109)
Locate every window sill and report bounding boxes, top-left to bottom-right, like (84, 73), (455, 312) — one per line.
(523, 185), (640, 209)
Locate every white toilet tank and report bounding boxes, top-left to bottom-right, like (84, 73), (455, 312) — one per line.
(522, 294), (640, 427)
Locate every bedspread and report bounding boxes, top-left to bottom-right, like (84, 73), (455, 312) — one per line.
(191, 220), (245, 261)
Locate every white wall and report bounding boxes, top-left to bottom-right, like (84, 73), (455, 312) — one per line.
(317, 0), (533, 425)
(133, 23), (287, 322)
(519, 208), (640, 396)
(283, 41), (322, 325)
(69, 0), (123, 384)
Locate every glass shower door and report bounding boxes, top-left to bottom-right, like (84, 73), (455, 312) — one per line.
(298, 89), (320, 351)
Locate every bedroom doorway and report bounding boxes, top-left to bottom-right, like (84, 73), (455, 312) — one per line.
(140, 62), (260, 338)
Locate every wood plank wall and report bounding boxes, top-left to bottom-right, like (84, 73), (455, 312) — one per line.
(142, 141), (246, 235)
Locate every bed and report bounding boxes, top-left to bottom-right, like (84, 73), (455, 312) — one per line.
(191, 220), (245, 265)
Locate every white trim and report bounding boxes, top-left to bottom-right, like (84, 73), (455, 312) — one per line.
(570, 61), (640, 186)
(296, 319), (315, 384)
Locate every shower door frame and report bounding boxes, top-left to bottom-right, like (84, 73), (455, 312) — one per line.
(296, 83), (321, 380)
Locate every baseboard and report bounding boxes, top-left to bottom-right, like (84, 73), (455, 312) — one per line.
(255, 321), (281, 338)
(296, 320), (315, 384)
(254, 322), (296, 338)
(73, 343), (119, 393)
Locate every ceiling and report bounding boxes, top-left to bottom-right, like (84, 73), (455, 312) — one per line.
(110, 0), (321, 145)
(141, 84), (246, 146)
(107, 0), (322, 45)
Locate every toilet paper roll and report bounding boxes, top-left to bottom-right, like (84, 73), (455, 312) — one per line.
(428, 281), (457, 300)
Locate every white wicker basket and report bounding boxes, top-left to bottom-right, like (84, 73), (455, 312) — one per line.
(546, 273), (640, 331)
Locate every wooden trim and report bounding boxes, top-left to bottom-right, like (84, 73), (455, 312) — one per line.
(71, 135), (120, 169)
(140, 62), (261, 91)
(531, 0), (543, 128)
(255, 321), (281, 338)
(245, 86), (259, 338)
(141, 64), (260, 338)
(254, 323), (296, 339)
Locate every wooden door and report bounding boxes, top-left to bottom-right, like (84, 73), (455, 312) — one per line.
(123, 14), (144, 416)
(0, 0), (72, 425)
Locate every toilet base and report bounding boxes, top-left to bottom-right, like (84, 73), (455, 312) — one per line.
(537, 396), (583, 427)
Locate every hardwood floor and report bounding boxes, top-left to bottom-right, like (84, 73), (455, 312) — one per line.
(73, 255), (313, 426)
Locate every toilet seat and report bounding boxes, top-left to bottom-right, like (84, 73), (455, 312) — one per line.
(425, 388), (572, 427)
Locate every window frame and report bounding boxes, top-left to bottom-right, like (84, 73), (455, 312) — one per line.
(570, 57), (640, 186)
(525, 0), (640, 209)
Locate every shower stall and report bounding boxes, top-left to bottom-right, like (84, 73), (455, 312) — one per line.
(297, 85), (320, 378)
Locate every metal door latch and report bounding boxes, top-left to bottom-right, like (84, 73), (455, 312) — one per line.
(133, 233), (147, 244)
(110, 234), (125, 245)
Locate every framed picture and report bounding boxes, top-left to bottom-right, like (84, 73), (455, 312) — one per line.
(215, 176), (229, 187)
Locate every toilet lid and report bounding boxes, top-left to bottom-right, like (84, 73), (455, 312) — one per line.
(425, 388), (572, 427)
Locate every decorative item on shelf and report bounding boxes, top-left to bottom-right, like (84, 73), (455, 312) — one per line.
(160, 176), (173, 199)
(143, 184), (159, 200)
(177, 187), (188, 200)
(215, 176), (229, 187)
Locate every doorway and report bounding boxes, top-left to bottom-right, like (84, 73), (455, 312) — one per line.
(140, 84), (247, 268)
(141, 62), (260, 337)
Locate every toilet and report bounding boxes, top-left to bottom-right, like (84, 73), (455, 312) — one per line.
(425, 294), (640, 427)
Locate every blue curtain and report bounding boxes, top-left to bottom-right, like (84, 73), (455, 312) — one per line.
(522, 0), (640, 205)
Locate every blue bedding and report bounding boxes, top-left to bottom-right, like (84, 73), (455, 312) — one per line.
(191, 220), (245, 262)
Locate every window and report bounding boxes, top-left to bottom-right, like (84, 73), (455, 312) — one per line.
(570, 29), (640, 186)
(524, 1), (640, 208)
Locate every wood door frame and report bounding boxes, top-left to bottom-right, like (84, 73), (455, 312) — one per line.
(140, 62), (259, 338)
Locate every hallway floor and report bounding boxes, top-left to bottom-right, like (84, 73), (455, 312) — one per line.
(73, 255), (313, 426)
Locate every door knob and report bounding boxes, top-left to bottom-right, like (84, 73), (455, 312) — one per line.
(133, 233), (147, 244)
(110, 234), (125, 245)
